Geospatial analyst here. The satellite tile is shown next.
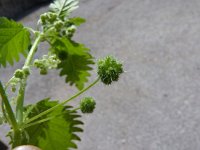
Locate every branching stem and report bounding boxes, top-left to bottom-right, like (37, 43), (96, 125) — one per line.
(25, 78), (100, 124)
(23, 107), (81, 129)
(16, 34), (42, 125)
(25, 34), (43, 67)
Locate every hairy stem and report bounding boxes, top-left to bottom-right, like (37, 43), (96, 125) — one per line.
(16, 34), (42, 125)
(15, 82), (25, 124)
(1, 101), (9, 124)
(25, 78), (100, 124)
(5, 76), (15, 90)
(25, 34), (42, 67)
(0, 82), (17, 130)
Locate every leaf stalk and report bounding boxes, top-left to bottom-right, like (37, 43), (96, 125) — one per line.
(0, 82), (17, 130)
(25, 78), (100, 124)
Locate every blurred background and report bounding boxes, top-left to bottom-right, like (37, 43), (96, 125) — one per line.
(1, 0), (200, 150)
(0, 0), (51, 19)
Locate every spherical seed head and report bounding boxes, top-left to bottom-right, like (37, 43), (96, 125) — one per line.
(80, 97), (96, 113)
(97, 56), (123, 85)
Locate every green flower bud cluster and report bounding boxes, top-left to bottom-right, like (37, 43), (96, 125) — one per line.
(80, 97), (96, 113)
(54, 20), (64, 31)
(97, 56), (123, 85)
(22, 66), (31, 76)
(40, 12), (60, 33)
(11, 67), (30, 92)
(14, 69), (24, 79)
(40, 12), (57, 25)
(14, 67), (30, 79)
(59, 25), (76, 38)
(40, 12), (77, 38)
(34, 53), (61, 75)
(66, 25), (77, 38)
(7, 78), (20, 92)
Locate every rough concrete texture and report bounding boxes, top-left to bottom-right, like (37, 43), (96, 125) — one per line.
(1, 0), (200, 150)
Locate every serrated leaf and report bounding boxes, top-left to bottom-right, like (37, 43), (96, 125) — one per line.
(20, 98), (83, 150)
(50, 37), (94, 90)
(0, 17), (30, 67)
(58, 54), (94, 90)
(50, 0), (79, 18)
(51, 36), (89, 55)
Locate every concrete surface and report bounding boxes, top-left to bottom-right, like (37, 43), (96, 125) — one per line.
(1, 0), (200, 149)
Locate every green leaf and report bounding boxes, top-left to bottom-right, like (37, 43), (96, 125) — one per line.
(69, 17), (86, 26)
(0, 17), (31, 67)
(58, 54), (94, 90)
(21, 98), (83, 150)
(50, 0), (79, 19)
(50, 37), (94, 90)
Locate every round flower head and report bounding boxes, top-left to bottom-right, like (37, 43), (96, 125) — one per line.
(14, 69), (24, 79)
(80, 97), (96, 113)
(97, 56), (123, 85)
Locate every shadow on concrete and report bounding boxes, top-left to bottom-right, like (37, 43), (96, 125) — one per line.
(0, 0), (52, 20)
(0, 140), (7, 150)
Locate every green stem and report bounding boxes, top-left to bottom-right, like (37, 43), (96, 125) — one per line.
(23, 107), (81, 129)
(25, 34), (42, 66)
(5, 76), (15, 90)
(25, 27), (36, 34)
(15, 82), (25, 124)
(16, 34), (42, 125)
(13, 129), (22, 148)
(1, 101), (9, 124)
(0, 90), (22, 148)
(23, 116), (55, 129)
(0, 82), (17, 130)
(25, 78), (100, 124)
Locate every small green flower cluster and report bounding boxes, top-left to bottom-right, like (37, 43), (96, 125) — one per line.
(97, 56), (123, 85)
(40, 12), (77, 38)
(8, 78), (20, 92)
(34, 53), (61, 75)
(40, 12), (57, 24)
(14, 67), (30, 79)
(9, 67), (31, 92)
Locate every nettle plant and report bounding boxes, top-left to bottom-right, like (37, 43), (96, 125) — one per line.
(0, 0), (123, 149)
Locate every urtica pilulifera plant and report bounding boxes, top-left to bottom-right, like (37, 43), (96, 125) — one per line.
(80, 97), (96, 113)
(0, 0), (123, 149)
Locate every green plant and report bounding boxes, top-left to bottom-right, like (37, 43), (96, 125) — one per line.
(0, 0), (123, 149)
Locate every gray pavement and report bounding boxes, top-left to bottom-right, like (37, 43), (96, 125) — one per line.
(1, 0), (200, 149)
